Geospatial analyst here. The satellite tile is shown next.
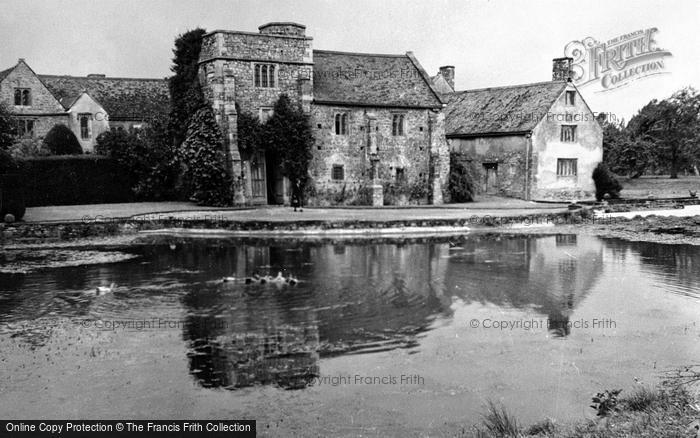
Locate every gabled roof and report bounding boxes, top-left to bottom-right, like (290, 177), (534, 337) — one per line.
(430, 73), (454, 95)
(312, 50), (444, 108)
(38, 75), (170, 121)
(445, 80), (568, 137)
(0, 67), (13, 82)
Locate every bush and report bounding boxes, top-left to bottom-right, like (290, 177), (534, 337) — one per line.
(592, 163), (623, 201)
(95, 117), (181, 201)
(9, 137), (50, 158)
(448, 154), (477, 202)
(18, 155), (134, 206)
(0, 103), (15, 152)
(179, 106), (232, 206)
(43, 124), (82, 155)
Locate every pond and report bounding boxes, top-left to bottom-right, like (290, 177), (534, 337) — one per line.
(0, 234), (698, 436)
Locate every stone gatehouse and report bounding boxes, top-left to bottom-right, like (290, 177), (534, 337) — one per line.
(198, 22), (449, 206)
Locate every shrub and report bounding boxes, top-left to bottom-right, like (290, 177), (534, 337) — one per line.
(448, 154), (477, 202)
(43, 124), (82, 155)
(0, 103), (15, 151)
(179, 106), (232, 206)
(591, 389), (623, 417)
(263, 95), (314, 196)
(95, 116), (181, 201)
(408, 180), (430, 202)
(592, 163), (623, 201)
(8, 137), (50, 158)
(237, 108), (264, 161)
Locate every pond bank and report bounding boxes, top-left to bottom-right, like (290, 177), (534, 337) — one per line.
(3, 210), (700, 247)
(474, 379), (699, 437)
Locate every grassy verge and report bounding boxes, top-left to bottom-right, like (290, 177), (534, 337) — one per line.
(471, 381), (699, 437)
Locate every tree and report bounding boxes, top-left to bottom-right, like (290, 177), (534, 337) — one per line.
(43, 124), (82, 155)
(168, 28), (207, 151)
(179, 105), (232, 205)
(236, 106), (264, 161)
(627, 88), (700, 178)
(263, 95), (313, 198)
(0, 103), (15, 152)
(601, 118), (652, 178)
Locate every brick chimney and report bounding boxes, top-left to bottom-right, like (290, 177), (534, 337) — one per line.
(439, 66), (455, 89)
(552, 57), (573, 81)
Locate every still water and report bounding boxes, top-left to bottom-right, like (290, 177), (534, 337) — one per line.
(0, 234), (698, 436)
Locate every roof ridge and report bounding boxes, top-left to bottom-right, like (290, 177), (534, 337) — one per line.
(313, 49), (407, 58)
(453, 80), (566, 94)
(38, 74), (167, 82)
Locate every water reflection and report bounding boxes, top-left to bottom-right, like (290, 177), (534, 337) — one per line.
(1, 234), (699, 390)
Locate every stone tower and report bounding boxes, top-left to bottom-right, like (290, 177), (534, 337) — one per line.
(198, 22), (314, 204)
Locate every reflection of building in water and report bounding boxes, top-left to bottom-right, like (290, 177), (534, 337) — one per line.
(305, 243), (451, 348)
(179, 240), (452, 389)
(186, 322), (320, 390)
(444, 235), (604, 336)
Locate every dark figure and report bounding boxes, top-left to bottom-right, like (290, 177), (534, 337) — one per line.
(291, 180), (304, 212)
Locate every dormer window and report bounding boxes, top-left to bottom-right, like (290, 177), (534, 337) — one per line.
(334, 113), (348, 135)
(254, 64), (276, 88)
(14, 88), (31, 106)
(565, 90), (576, 106)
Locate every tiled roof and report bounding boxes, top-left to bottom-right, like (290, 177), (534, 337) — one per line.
(445, 81), (567, 137)
(0, 67), (13, 82)
(312, 50), (443, 108)
(39, 75), (170, 121)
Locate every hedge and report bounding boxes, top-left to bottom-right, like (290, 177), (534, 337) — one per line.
(17, 155), (136, 207)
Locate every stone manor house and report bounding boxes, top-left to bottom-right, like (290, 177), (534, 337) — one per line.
(0, 22), (602, 204)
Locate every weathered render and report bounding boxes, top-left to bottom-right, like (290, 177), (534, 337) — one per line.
(442, 58), (603, 201)
(198, 22), (449, 206)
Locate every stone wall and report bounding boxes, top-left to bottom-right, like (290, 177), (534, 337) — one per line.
(309, 105), (438, 204)
(0, 60), (66, 116)
(448, 135), (530, 199)
(530, 84), (603, 201)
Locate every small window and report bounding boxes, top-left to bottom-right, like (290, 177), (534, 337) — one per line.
(15, 119), (35, 138)
(560, 125), (576, 142)
(557, 158), (578, 176)
(14, 88), (31, 106)
(79, 114), (91, 140)
(334, 113), (348, 135)
(259, 107), (274, 123)
(332, 165), (344, 181)
(392, 114), (405, 136)
(254, 64), (276, 88)
(565, 90), (576, 106)
(395, 168), (406, 182)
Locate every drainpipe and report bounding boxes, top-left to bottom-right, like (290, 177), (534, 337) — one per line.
(524, 132), (532, 201)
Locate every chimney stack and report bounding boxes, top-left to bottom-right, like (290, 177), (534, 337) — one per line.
(439, 65), (455, 90)
(552, 57), (574, 81)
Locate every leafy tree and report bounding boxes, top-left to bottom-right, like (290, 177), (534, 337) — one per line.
(236, 106), (264, 161)
(179, 105), (232, 205)
(95, 115), (181, 200)
(0, 103), (15, 152)
(592, 163), (623, 201)
(168, 28), (207, 151)
(627, 88), (700, 178)
(263, 95), (313, 199)
(601, 118), (652, 178)
(43, 124), (82, 155)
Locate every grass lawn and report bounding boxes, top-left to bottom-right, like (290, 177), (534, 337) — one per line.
(620, 175), (700, 198)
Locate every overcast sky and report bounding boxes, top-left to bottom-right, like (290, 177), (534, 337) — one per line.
(1, 0), (697, 121)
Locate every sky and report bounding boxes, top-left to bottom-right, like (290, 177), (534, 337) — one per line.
(1, 0), (698, 121)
